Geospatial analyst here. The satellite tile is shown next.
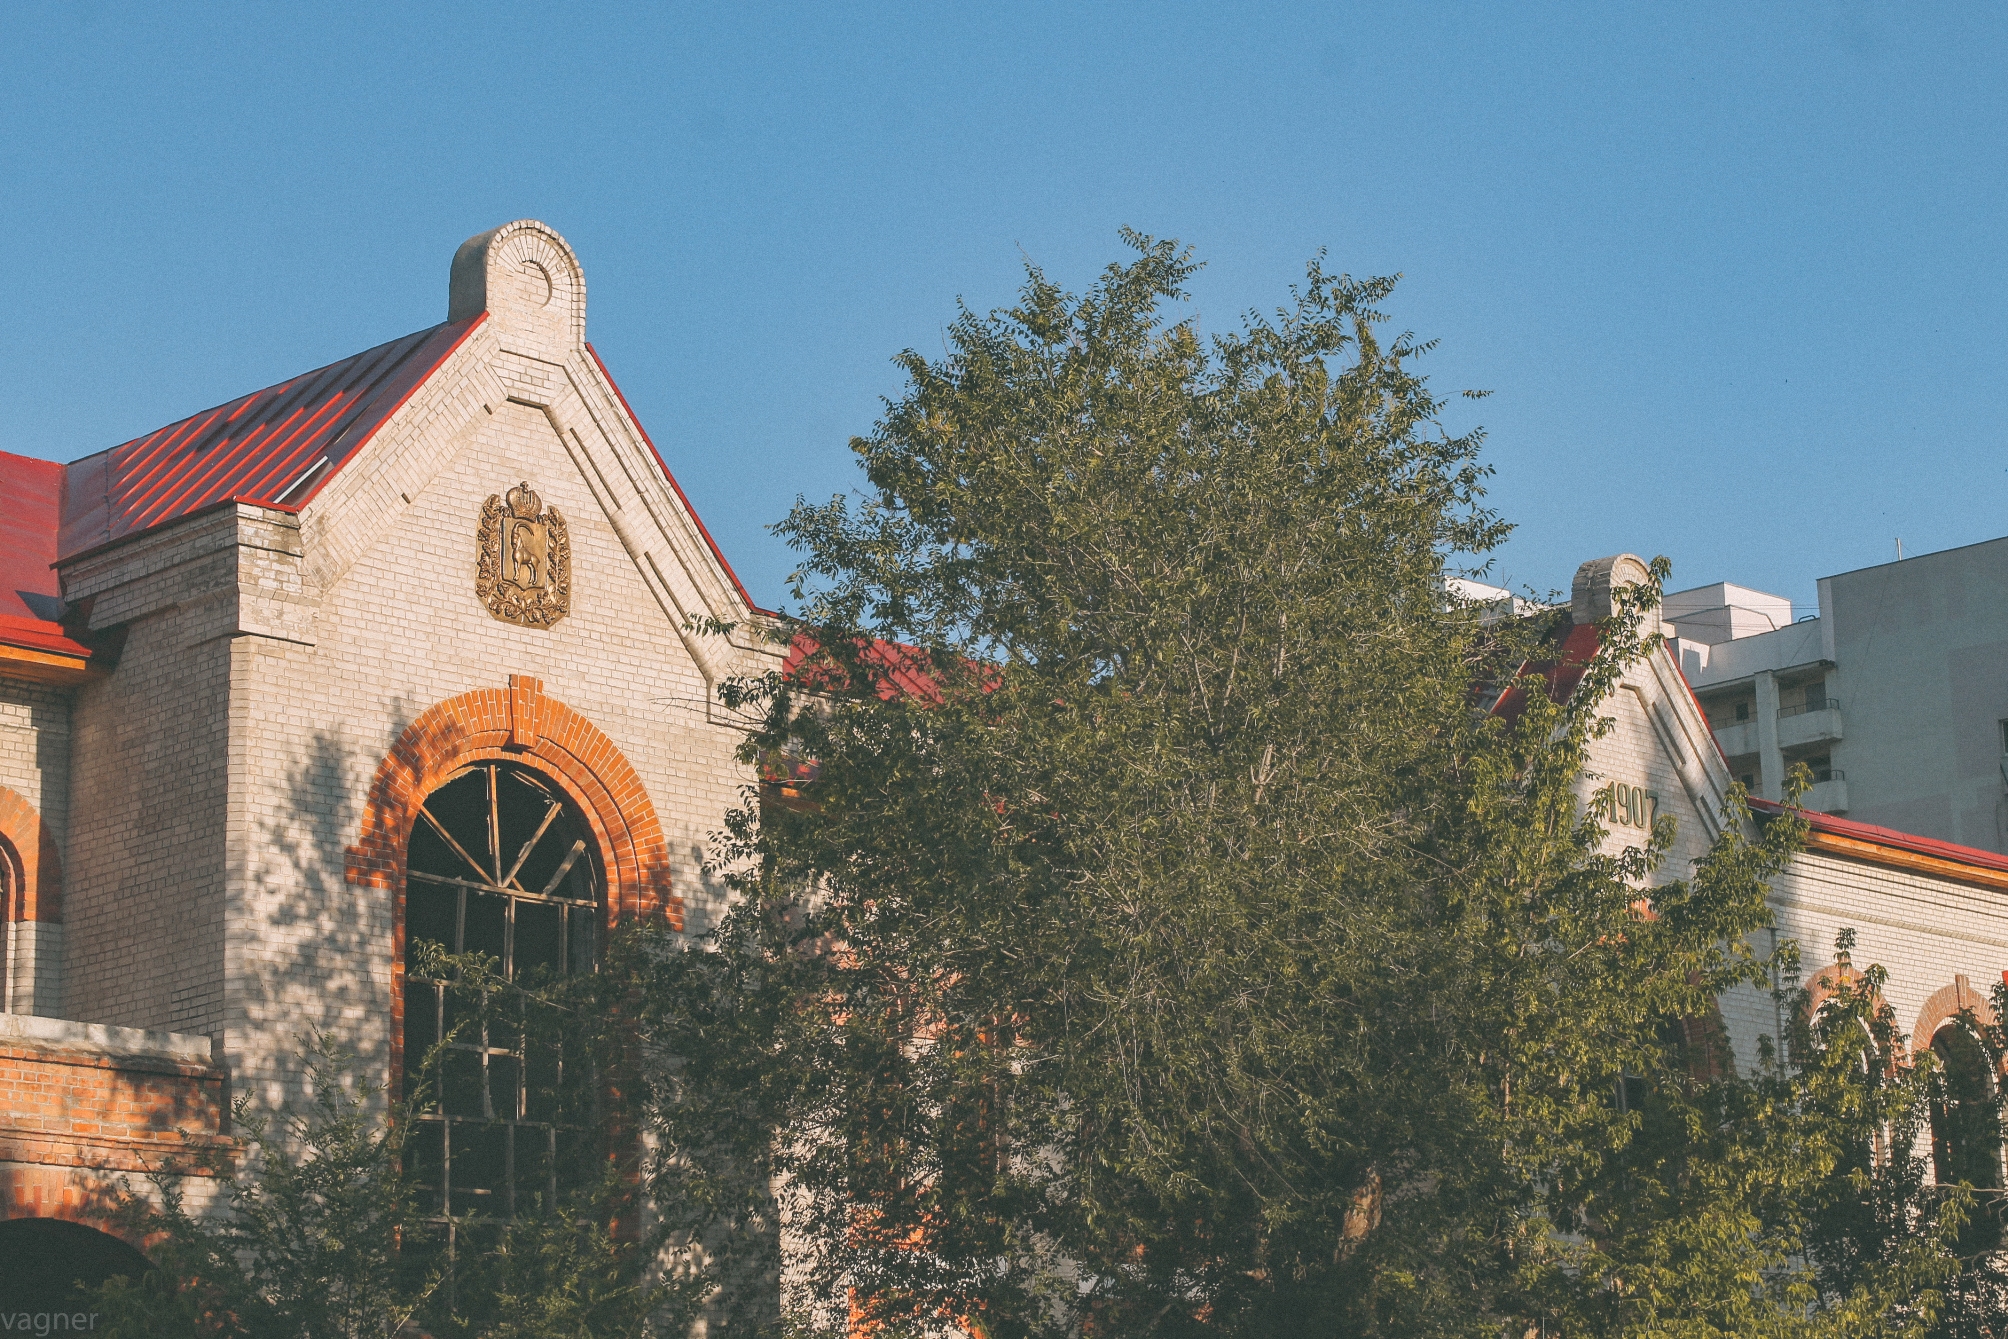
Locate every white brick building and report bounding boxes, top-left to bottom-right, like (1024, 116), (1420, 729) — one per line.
(1564, 556), (2008, 1135)
(0, 221), (777, 1301)
(1, 224), (2005, 1306)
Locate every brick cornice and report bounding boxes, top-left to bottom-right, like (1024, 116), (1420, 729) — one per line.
(0, 1043), (223, 1081)
(0, 1133), (234, 1174)
(1802, 828), (2008, 894)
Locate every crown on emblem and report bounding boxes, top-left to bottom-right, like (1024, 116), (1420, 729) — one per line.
(505, 482), (543, 518)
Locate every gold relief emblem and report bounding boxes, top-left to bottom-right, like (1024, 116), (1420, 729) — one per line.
(477, 482), (571, 629)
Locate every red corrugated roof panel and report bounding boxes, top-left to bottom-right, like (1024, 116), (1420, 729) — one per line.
(0, 451), (64, 623)
(58, 317), (482, 560)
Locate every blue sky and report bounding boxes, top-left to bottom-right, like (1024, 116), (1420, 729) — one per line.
(4, 2), (2004, 616)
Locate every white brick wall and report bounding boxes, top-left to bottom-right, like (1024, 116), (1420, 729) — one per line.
(62, 594), (232, 1039)
(46, 222), (772, 1121)
(1583, 642), (2008, 1079)
(0, 681), (70, 1015)
(0, 682), (70, 838)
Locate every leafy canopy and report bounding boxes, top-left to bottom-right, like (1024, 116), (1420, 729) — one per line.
(627, 235), (1984, 1336)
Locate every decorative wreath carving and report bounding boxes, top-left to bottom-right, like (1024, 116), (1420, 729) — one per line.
(476, 482), (571, 629)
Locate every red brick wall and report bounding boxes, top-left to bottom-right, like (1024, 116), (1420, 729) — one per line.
(0, 1038), (229, 1233)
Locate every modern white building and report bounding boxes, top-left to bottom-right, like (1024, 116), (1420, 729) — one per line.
(1671, 536), (2008, 853)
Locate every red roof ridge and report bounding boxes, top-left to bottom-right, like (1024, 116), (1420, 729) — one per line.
(585, 342), (771, 617)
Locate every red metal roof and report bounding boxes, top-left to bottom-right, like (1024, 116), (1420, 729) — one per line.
(1748, 796), (2008, 878)
(782, 631), (950, 705)
(0, 613), (92, 660)
(0, 312), (767, 666)
(0, 451), (91, 661)
(586, 342), (766, 616)
(0, 451), (63, 623)
(1487, 621), (1601, 723)
(59, 317), (483, 560)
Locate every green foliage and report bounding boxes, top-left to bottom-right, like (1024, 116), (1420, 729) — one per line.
(92, 967), (686, 1338)
(93, 1034), (432, 1339)
(642, 235), (2005, 1337)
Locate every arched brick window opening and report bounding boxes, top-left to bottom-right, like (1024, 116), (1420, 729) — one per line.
(0, 786), (62, 1017)
(1798, 962), (1903, 1166)
(0, 834), (17, 1008)
(1929, 1021), (2003, 1195)
(402, 761), (605, 1234)
(0, 1218), (152, 1315)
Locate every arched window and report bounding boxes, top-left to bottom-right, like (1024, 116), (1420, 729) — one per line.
(1930, 1022), (2003, 1193)
(403, 762), (602, 1222)
(0, 1218), (153, 1314)
(0, 835), (15, 1011)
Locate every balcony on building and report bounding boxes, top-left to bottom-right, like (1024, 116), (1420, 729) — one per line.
(1712, 718), (1759, 758)
(1806, 773), (1849, 814)
(1777, 695), (1844, 749)
(1670, 579), (1844, 806)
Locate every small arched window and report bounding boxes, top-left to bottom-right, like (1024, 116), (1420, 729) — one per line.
(402, 762), (603, 1224)
(0, 836), (14, 1010)
(1930, 1022), (2003, 1193)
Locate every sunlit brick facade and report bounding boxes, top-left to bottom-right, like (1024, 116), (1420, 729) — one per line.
(0, 222), (776, 1288)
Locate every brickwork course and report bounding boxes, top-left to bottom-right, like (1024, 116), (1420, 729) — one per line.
(2, 226), (2007, 1283)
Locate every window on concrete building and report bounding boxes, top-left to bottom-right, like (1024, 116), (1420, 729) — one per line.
(1735, 702), (1750, 721)
(1998, 719), (2008, 755)
(402, 762), (603, 1227)
(1930, 1021), (2004, 1243)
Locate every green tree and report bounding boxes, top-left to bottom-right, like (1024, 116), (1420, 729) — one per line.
(641, 234), (1980, 1337)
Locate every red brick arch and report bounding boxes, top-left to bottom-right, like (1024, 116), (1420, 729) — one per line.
(1802, 962), (1876, 1021)
(347, 677), (680, 1087)
(346, 675), (678, 927)
(0, 785), (61, 925)
(1799, 961), (1900, 1069)
(1913, 975), (1999, 1060)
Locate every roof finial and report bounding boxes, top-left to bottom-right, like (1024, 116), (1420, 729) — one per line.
(448, 221), (586, 355)
(1571, 554), (1655, 625)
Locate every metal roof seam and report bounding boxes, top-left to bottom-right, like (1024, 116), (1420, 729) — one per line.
(291, 315), (486, 512)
